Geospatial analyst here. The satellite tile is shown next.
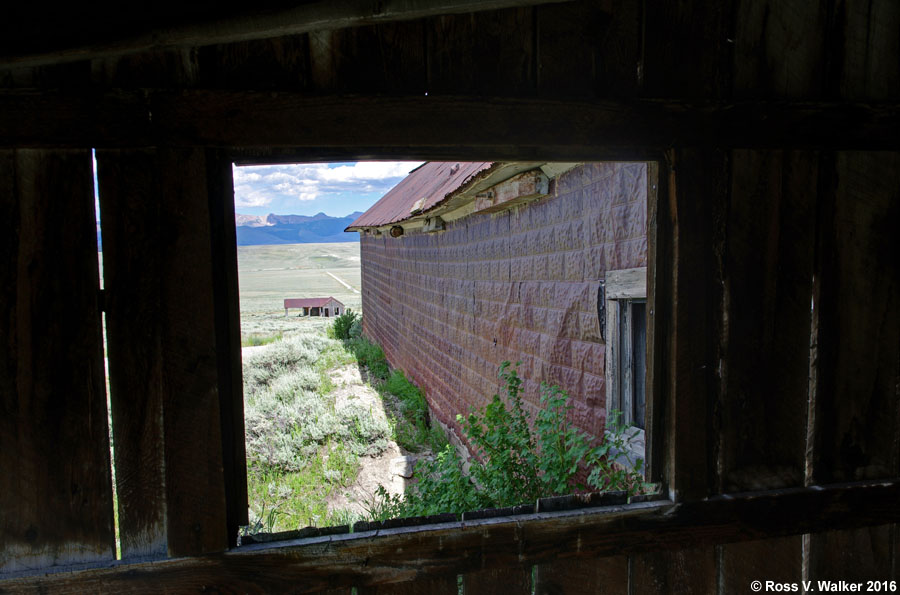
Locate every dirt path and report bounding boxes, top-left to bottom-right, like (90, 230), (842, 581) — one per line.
(324, 364), (418, 518)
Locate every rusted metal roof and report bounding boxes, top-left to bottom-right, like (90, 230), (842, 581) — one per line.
(284, 297), (342, 308)
(347, 162), (494, 229)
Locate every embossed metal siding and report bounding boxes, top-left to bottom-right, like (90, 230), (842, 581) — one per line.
(360, 162), (648, 441)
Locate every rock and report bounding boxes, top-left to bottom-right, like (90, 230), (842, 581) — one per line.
(390, 456), (416, 478)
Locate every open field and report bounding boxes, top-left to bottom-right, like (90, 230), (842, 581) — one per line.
(238, 241), (362, 336)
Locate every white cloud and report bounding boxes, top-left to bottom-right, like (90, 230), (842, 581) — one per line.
(232, 161), (423, 209)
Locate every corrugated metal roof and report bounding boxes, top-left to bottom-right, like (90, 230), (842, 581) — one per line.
(347, 162), (494, 229)
(284, 297), (342, 308)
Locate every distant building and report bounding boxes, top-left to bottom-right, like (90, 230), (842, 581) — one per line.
(284, 297), (345, 317)
(347, 161), (649, 448)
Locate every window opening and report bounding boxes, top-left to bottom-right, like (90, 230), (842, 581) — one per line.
(603, 266), (648, 468)
(232, 161), (658, 541)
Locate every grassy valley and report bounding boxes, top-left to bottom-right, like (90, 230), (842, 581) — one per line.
(238, 242), (362, 339)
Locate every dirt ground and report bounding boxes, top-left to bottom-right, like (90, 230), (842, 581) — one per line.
(324, 364), (417, 517)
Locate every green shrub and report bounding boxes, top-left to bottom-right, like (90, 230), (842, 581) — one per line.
(345, 336), (390, 380)
(348, 318), (363, 339)
(332, 309), (360, 340)
(369, 361), (646, 518)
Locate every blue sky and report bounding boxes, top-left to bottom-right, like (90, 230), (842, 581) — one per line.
(92, 155), (422, 219)
(232, 161), (423, 217)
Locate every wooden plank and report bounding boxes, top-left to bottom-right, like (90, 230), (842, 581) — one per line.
(205, 149), (249, 543)
(811, 152), (900, 484)
(604, 267), (645, 300)
(0, 149), (115, 574)
(664, 148), (729, 501)
(91, 48), (199, 89)
(2, 91), (899, 152)
(196, 36), (311, 91)
(645, 160), (665, 484)
(732, 0), (828, 99)
(640, 0), (733, 99)
(810, 526), (894, 583)
(4, 481), (900, 591)
(426, 6), (535, 97)
(462, 566), (531, 595)
(0, 0), (574, 69)
(97, 148), (229, 558)
(311, 22), (425, 94)
(721, 536), (802, 593)
(359, 574), (458, 595)
(718, 150), (817, 492)
(536, 1), (613, 97)
(834, 0), (900, 101)
(807, 151), (900, 590)
(533, 556), (627, 595)
(95, 149), (168, 560)
(629, 548), (717, 595)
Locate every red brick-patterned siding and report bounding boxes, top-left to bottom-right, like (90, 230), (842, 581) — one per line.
(361, 162), (648, 441)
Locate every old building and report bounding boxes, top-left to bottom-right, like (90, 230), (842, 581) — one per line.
(349, 161), (650, 447)
(1, 1), (897, 593)
(284, 296), (344, 317)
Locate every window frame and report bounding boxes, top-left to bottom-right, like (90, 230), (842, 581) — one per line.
(603, 266), (648, 469)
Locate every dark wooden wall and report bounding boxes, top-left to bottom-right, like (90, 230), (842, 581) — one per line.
(0, 0), (897, 592)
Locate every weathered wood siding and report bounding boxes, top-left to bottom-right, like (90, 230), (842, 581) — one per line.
(0, 0), (897, 591)
(0, 150), (115, 573)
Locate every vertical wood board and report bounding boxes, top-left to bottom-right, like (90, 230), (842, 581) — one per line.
(719, 150), (816, 491)
(721, 536), (803, 593)
(205, 149), (249, 541)
(0, 149), (115, 573)
(629, 547), (717, 595)
(812, 151), (900, 483)
(665, 149), (729, 501)
(97, 148), (229, 559)
(534, 555), (628, 595)
(462, 566), (531, 595)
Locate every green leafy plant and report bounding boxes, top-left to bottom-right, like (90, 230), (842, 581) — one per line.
(585, 410), (647, 493)
(331, 309), (361, 340)
(369, 361), (647, 519)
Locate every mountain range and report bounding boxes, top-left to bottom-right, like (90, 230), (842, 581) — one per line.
(234, 211), (364, 245)
(97, 212), (363, 250)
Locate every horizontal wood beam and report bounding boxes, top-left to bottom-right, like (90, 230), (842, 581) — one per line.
(0, 0), (575, 70)
(1, 91), (897, 154)
(3, 480), (899, 592)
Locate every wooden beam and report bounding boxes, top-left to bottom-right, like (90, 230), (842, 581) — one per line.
(2, 480), (899, 592)
(0, 0), (576, 70)
(1, 91), (898, 153)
